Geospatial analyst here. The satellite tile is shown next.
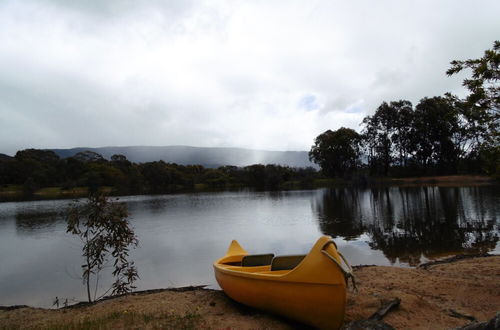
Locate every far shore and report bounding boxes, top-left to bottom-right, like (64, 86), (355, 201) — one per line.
(1, 254), (499, 329)
(0, 174), (496, 203)
(376, 174), (496, 186)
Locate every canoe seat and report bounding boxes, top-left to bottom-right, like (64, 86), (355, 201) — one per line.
(271, 255), (306, 271)
(241, 254), (274, 267)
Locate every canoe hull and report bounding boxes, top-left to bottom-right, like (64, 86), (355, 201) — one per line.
(215, 268), (346, 329)
(213, 236), (349, 329)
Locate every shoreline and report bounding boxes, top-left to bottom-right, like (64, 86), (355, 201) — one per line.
(1, 174), (496, 203)
(2, 254), (499, 329)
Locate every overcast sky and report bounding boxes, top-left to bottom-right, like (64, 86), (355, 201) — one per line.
(1, 0), (499, 155)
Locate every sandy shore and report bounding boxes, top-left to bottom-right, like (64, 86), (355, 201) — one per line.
(1, 255), (499, 329)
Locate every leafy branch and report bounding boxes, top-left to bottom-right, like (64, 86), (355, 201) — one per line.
(66, 193), (139, 302)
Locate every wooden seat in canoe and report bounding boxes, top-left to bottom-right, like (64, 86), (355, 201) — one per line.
(241, 253), (274, 266)
(271, 255), (306, 271)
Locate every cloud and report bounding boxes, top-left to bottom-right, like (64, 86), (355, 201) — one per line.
(1, 0), (499, 155)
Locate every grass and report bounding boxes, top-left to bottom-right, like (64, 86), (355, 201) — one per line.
(0, 186), (114, 201)
(313, 178), (346, 186)
(1, 310), (201, 330)
(0, 184), (22, 193)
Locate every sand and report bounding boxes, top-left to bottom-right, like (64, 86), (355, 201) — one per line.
(1, 255), (499, 329)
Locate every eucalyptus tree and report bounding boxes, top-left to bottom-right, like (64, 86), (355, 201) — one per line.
(447, 40), (499, 176)
(67, 193), (139, 303)
(309, 127), (362, 178)
(412, 96), (461, 173)
(361, 100), (414, 175)
(447, 40), (499, 116)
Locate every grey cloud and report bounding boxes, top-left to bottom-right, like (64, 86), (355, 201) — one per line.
(1, 0), (500, 155)
(322, 97), (352, 114)
(34, 0), (194, 18)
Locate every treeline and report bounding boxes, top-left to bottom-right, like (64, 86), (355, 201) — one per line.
(362, 95), (498, 176)
(0, 149), (319, 195)
(310, 41), (499, 179)
(310, 96), (497, 178)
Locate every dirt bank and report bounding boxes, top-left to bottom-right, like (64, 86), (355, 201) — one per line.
(1, 255), (499, 329)
(383, 175), (496, 186)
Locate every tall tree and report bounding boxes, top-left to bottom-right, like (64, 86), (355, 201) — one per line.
(447, 40), (499, 176)
(361, 100), (414, 175)
(412, 96), (461, 173)
(309, 127), (361, 178)
(390, 100), (415, 167)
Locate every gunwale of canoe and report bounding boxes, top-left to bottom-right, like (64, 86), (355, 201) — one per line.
(213, 235), (348, 329)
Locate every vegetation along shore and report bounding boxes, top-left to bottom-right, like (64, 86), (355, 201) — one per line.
(0, 145), (497, 202)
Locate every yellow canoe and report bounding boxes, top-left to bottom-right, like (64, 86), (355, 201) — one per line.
(213, 235), (353, 329)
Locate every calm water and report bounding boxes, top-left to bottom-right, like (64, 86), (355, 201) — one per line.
(0, 186), (499, 308)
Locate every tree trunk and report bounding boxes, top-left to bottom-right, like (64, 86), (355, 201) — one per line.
(86, 250), (92, 302)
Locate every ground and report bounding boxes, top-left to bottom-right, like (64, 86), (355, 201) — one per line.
(1, 255), (499, 329)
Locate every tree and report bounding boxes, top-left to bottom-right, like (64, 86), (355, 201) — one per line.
(361, 100), (414, 175)
(111, 154), (128, 163)
(13, 149), (61, 187)
(389, 100), (414, 168)
(412, 96), (461, 173)
(447, 40), (499, 115)
(66, 193), (139, 303)
(309, 127), (361, 178)
(73, 151), (106, 163)
(447, 41), (499, 176)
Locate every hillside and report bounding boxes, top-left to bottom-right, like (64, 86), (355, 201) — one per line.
(0, 153), (13, 161)
(49, 146), (317, 168)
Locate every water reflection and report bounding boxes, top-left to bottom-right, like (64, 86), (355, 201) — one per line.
(15, 210), (63, 234)
(313, 186), (499, 265)
(313, 188), (365, 240)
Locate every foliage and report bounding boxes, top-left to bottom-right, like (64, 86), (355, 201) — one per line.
(309, 127), (361, 178)
(66, 193), (139, 302)
(0, 151), (325, 197)
(361, 100), (414, 175)
(447, 40), (499, 114)
(358, 94), (490, 176)
(447, 40), (499, 177)
(13, 149), (61, 187)
(74, 150), (106, 163)
(412, 96), (461, 173)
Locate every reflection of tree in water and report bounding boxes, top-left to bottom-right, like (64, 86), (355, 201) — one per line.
(314, 186), (499, 265)
(15, 210), (65, 234)
(313, 187), (366, 240)
(369, 187), (498, 265)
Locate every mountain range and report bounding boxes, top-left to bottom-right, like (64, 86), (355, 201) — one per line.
(48, 146), (317, 168)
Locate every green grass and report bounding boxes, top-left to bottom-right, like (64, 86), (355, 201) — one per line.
(0, 184), (22, 193)
(34, 187), (90, 199)
(313, 178), (346, 186)
(36, 187), (66, 195)
(193, 183), (209, 190)
(0, 186), (119, 201)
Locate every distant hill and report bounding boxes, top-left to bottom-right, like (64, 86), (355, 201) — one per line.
(0, 153), (13, 161)
(49, 146), (318, 168)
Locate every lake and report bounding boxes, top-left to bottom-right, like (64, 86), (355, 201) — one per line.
(0, 185), (498, 308)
